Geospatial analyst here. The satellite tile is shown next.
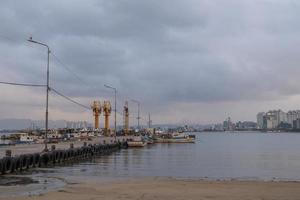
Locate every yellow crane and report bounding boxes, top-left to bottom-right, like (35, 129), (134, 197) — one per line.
(91, 101), (101, 129)
(103, 101), (112, 136)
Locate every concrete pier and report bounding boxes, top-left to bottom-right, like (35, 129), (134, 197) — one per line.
(0, 136), (131, 158)
(0, 136), (131, 175)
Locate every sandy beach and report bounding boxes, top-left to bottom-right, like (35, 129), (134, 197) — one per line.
(2, 178), (300, 200)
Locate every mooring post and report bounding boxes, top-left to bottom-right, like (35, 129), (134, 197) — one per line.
(83, 142), (87, 147)
(103, 140), (106, 144)
(51, 145), (56, 151)
(70, 143), (74, 149)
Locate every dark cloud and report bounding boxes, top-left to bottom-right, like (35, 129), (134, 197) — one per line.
(1, 0), (300, 123)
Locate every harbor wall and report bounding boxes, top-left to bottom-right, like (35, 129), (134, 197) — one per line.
(0, 137), (129, 175)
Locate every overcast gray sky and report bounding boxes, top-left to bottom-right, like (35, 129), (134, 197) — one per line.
(1, 0), (300, 125)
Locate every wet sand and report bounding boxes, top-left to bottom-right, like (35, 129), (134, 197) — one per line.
(2, 178), (300, 200)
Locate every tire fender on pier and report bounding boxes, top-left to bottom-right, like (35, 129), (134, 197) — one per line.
(58, 151), (64, 163)
(14, 156), (21, 171)
(48, 152), (55, 164)
(97, 145), (101, 153)
(9, 157), (17, 173)
(41, 153), (49, 167)
(27, 154), (34, 168)
(0, 159), (4, 174)
(66, 149), (72, 160)
(19, 155), (28, 170)
(74, 148), (80, 158)
(53, 150), (60, 163)
(33, 153), (40, 167)
(2, 157), (13, 174)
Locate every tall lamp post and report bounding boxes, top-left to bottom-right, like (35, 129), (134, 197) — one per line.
(104, 84), (117, 137)
(28, 37), (50, 152)
(131, 99), (140, 130)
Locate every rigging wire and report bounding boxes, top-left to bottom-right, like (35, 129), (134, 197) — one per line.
(0, 81), (46, 87)
(51, 52), (113, 96)
(0, 81), (90, 110)
(51, 53), (88, 84)
(50, 87), (91, 110)
(0, 35), (148, 122)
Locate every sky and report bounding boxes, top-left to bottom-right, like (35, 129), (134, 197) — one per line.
(1, 0), (300, 126)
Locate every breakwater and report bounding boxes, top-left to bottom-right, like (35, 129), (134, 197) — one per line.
(0, 139), (128, 175)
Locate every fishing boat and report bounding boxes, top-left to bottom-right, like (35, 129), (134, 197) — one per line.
(143, 135), (154, 144)
(127, 136), (147, 147)
(154, 132), (195, 143)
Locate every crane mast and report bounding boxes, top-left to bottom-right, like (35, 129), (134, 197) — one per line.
(91, 101), (101, 130)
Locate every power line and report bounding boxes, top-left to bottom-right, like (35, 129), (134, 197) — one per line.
(50, 52), (114, 97)
(0, 81), (91, 110)
(0, 34), (133, 106)
(50, 87), (91, 110)
(0, 35), (148, 120)
(0, 37), (89, 91)
(0, 81), (46, 87)
(51, 53), (88, 84)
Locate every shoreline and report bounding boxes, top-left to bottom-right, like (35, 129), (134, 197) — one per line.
(2, 177), (300, 200)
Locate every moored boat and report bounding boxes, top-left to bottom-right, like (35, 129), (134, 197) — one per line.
(143, 135), (154, 144)
(154, 132), (195, 143)
(127, 136), (147, 147)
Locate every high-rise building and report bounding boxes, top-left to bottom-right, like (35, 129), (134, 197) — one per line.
(264, 112), (276, 129)
(293, 119), (300, 130)
(257, 110), (287, 129)
(287, 110), (300, 126)
(257, 112), (265, 129)
(223, 117), (234, 131)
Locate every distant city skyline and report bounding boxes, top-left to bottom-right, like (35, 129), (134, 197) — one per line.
(257, 109), (300, 130)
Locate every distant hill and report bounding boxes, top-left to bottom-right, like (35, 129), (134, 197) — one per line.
(0, 119), (32, 130)
(0, 118), (67, 130)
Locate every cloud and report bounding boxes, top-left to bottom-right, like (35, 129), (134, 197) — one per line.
(0, 0), (300, 124)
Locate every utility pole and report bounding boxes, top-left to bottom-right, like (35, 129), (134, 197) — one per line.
(28, 37), (50, 152)
(123, 101), (129, 135)
(148, 113), (152, 128)
(114, 88), (116, 136)
(131, 99), (140, 130)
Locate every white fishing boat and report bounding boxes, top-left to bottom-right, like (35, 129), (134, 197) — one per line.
(127, 136), (147, 147)
(155, 132), (195, 143)
(19, 133), (36, 143)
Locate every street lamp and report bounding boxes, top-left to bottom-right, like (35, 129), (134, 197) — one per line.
(104, 84), (117, 137)
(28, 37), (50, 152)
(131, 99), (140, 130)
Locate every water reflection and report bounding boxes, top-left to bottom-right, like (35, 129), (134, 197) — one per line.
(3, 131), (300, 196)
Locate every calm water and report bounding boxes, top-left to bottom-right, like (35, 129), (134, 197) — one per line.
(2, 131), (300, 196)
(36, 131), (300, 181)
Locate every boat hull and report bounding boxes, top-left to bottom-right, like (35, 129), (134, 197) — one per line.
(154, 138), (195, 143)
(127, 141), (147, 147)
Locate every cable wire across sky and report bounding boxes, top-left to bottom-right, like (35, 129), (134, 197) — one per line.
(0, 34), (148, 125)
(0, 81), (46, 87)
(50, 87), (91, 110)
(0, 80), (91, 111)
